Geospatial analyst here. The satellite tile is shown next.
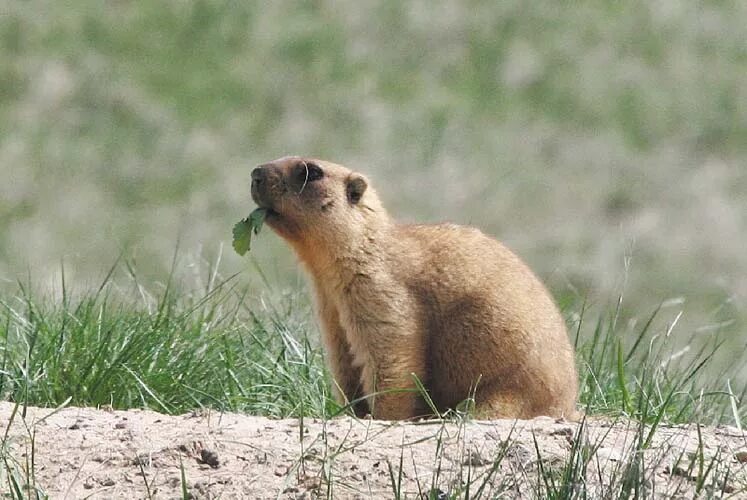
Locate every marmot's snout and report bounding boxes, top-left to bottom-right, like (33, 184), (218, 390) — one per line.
(250, 165), (266, 184)
(250, 165), (278, 210)
(251, 157), (325, 212)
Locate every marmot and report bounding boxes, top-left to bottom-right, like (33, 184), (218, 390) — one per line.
(250, 156), (578, 420)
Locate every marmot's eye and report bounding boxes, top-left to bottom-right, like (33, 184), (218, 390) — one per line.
(296, 162), (324, 183)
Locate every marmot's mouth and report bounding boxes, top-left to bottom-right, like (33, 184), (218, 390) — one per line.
(250, 192), (280, 218)
(253, 201), (280, 219)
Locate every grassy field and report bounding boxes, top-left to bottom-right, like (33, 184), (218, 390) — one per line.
(1, 259), (744, 427)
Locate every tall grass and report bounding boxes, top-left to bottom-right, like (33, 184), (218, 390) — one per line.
(573, 296), (746, 427)
(0, 259), (335, 418)
(0, 258), (743, 428)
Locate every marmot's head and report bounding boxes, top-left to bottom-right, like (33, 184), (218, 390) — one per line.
(251, 156), (387, 250)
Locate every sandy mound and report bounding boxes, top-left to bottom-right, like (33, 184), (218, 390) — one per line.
(0, 402), (745, 498)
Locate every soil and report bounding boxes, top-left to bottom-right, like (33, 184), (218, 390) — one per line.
(1, 402), (745, 499)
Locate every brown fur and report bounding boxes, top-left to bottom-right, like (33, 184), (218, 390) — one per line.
(250, 156), (579, 420)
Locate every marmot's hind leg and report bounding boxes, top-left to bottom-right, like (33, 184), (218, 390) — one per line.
(474, 382), (580, 420)
(473, 383), (533, 419)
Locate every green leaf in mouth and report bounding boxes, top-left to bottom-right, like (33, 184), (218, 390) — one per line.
(232, 208), (268, 256)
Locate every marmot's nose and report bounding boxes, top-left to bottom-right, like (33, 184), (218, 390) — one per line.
(251, 166), (266, 186)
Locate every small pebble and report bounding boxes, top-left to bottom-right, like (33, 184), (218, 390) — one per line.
(462, 449), (490, 467)
(199, 448), (220, 468)
(549, 427), (573, 437)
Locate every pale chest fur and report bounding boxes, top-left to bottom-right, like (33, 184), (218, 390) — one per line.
(315, 263), (415, 395)
(317, 279), (376, 394)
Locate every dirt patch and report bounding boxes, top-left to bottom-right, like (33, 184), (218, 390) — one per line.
(1, 402), (745, 498)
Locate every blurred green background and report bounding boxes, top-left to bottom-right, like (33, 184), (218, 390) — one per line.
(1, 1), (745, 339)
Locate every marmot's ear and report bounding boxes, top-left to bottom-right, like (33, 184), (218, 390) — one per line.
(346, 174), (367, 205)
